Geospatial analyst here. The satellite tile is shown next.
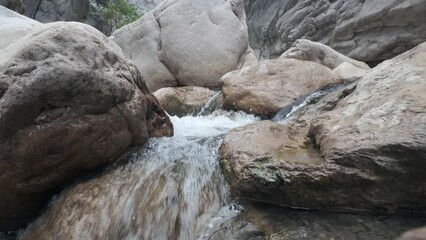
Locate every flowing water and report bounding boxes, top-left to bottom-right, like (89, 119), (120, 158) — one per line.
(18, 110), (259, 240)
(9, 92), (426, 240)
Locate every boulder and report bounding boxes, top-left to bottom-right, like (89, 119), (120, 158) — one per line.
(308, 41), (426, 211)
(397, 227), (426, 240)
(154, 86), (217, 117)
(333, 62), (368, 83)
(220, 42), (426, 212)
(0, 6), (41, 50)
(0, 22), (172, 231)
(111, 0), (255, 91)
(245, 0), (426, 62)
(221, 58), (340, 117)
(281, 39), (370, 70)
(110, 12), (177, 92)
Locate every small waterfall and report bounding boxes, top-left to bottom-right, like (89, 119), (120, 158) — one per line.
(19, 111), (258, 240)
(197, 91), (223, 116)
(272, 85), (344, 122)
(196, 203), (244, 239)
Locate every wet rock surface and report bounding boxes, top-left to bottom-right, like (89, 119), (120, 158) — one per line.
(16, 111), (258, 240)
(200, 201), (426, 240)
(245, 0), (426, 62)
(0, 21), (172, 231)
(154, 86), (218, 117)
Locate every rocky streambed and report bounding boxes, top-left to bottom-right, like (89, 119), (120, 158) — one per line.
(1, 0), (426, 239)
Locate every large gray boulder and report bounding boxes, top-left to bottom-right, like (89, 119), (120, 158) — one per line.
(220, 42), (426, 213)
(0, 21), (172, 231)
(111, 0), (256, 91)
(0, 6), (41, 50)
(245, 0), (426, 62)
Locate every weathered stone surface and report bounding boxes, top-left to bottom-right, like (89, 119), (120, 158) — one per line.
(21, 0), (41, 18)
(221, 58), (340, 117)
(27, 0), (89, 23)
(0, 6), (41, 50)
(111, 0), (255, 91)
(111, 12), (177, 92)
(220, 120), (365, 210)
(0, 0), (24, 13)
(154, 86), (217, 117)
(308, 41), (426, 211)
(333, 62), (368, 83)
(397, 227), (426, 240)
(233, 203), (426, 240)
(220, 42), (426, 213)
(21, 0), (106, 34)
(0, 21), (172, 231)
(281, 39), (370, 70)
(245, 0), (426, 62)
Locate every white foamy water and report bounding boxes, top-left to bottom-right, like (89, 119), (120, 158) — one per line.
(171, 110), (259, 137)
(19, 110), (258, 240)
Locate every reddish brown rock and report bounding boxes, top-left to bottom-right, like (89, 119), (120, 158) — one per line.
(0, 22), (172, 231)
(221, 58), (340, 117)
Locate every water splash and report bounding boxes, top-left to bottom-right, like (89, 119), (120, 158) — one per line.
(19, 110), (258, 240)
(272, 90), (330, 122)
(272, 84), (349, 123)
(197, 91), (223, 116)
(196, 203), (244, 239)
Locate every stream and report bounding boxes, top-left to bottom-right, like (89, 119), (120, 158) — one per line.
(4, 93), (425, 239)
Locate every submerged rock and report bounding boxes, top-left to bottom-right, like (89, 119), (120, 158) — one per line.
(220, 42), (426, 212)
(199, 200), (426, 240)
(111, 0), (256, 91)
(221, 58), (340, 117)
(245, 0), (426, 62)
(0, 21), (172, 231)
(154, 86), (218, 117)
